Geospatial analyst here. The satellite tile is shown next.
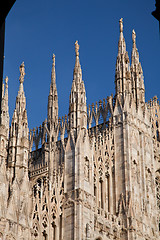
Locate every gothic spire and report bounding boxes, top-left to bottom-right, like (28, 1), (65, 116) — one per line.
(118, 18), (126, 54)
(19, 62), (25, 92)
(15, 62), (26, 115)
(10, 62), (28, 135)
(131, 30), (145, 104)
(47, 54), (58, 127)
(8, 62), (29, 182)
(131, 30), (141, 68)
(115, 18), (131, 99)
(73, 40), (82, 82)
(0, 76), (9, 134)
(69, 41), (87, 131)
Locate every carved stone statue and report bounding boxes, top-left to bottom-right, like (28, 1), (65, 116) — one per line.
(19, 62), (25, 84)
(119, 18), (123, 32)
(75, 40), (79, 56)
(132, 29), (136, 44)
(86, 223), (91, 238)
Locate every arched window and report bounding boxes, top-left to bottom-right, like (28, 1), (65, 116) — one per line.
(52, 221), (56, 240)
(156, 130), (159, 141)
(106, 174), (110, 212)
(94, 184), (97, 197)
(59, 214), (62, 240)
(100, 179), (103, 209)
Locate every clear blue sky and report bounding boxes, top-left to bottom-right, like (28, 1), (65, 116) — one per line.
(3, 0), (160, 129)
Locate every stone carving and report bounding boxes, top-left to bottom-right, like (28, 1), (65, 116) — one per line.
(86, 223), (91, 238)
(75, 40), (79, 56)
(0, 19), (159, 240)
(19, 62), (25, 84)
(119, 18), (123, 32)
(132, 29), (136, 44)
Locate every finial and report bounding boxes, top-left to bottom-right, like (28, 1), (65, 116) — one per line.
(52, 53), (55, 66)
(19, 62), (25, 84)
(119, 18), (123, 33)
(5, 76), (8, 86)
(75, 40), (79, 56)
(132, 29), (136, 45)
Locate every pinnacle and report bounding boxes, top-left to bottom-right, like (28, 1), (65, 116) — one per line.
(51, 53), (56, 86)
(5, 76), (8, 85)
(52, 53), (55, 66)
(132, 29), (136, 46)
(131, 29), (140, 67)
(19, 62), (25, 84)
(119, 18), (123, 33)
(73, 40), (82, 80)
(47, 53), (58, 126)
(118, 18), (126, 55)
(75, 40), (79, 56)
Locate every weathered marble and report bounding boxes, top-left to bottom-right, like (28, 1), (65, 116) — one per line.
(0, 19), (159, 240)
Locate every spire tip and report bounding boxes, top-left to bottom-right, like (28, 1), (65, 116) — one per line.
(5, 76), (8, 85)
(119, 18), (123, 33)
(75, 40), (79, 56)
(19, 62), (25, 84)
(132, 29), (136, 44)
(52, 53), (55, 66)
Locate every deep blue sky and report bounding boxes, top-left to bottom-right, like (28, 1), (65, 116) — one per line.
(3, 0), (160, 129)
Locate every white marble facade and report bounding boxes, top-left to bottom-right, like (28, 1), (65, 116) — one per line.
(0, 19), (160, 240)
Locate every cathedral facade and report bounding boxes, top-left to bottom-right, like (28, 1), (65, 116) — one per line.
(0, 19), (160, 240)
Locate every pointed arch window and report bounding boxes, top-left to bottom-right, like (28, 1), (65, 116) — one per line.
(99, 179), (104, 209)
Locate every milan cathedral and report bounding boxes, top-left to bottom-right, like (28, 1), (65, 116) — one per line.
(0, 19), (160, 240)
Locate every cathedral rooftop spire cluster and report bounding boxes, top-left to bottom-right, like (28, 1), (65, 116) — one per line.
(0, 19), (159, 240)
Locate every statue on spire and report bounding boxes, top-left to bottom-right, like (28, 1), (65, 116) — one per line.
(52, 53), (55, 67)
(132, 29), (136, 45)
(5, 76), (8, 87)
(19, 62), (25, 84)
(119, 18), (123, 32)
(75, 40), (79, 56)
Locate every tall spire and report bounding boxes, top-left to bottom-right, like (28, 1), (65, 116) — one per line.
(47, 54), (58, 127)
(118, 18), (126, 54)
(131, 29), (145, 104)
(115, 18), (131, 99)
(69, 41), (87, 132)
(8, 62), (29, 182)
(131, 30), (140, 67)
(0, 76), (9, 188)
(73, 40), (82, 82)
(11, 61), (28, 136)
(0, 76), (9, 134)
(15, 62), (26, 115)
